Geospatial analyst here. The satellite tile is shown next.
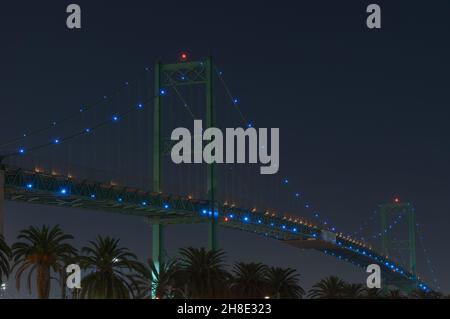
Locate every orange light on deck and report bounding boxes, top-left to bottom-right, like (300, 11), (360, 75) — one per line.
(224, 217), (229, 222)
(393, 197), (401, 204)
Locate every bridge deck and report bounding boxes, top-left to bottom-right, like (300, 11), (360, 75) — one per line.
(0, 165), (431, 292)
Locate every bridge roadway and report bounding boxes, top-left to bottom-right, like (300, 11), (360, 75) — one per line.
(0, 165), (431, 292)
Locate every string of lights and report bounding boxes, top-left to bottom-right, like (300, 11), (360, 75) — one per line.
(369, 213), (404, 241)
(352, 210), (379, 239)
(214, 63), (343, 236)
(0, 68), (151, 150)
(214, 66), (250, 127)
(1, 97), (154, 160)
(165, 75), (197, 119)
(215, 64), (354, 236)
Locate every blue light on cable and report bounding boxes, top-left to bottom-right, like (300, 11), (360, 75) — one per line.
(26, 183), (33, 189)
(112, 115), (119, 122)
(160, 89), (166, 96)
(53, 138), (60, 144)
(60, 188), (68, 195)
(85, 128), (91, 133)
(164, 204), (169, 209)
(90, 194), (96, 199)
(19, 148), (25, 155)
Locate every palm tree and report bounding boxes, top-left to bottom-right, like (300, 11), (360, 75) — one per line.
(231, 262), (268, 298)
(178, 247), (229, 298)
(79, 236), (144, 299)
(342, 283), (365, 299)
(0, 235), (11, 284)
(265, 266), (304, 299)
(385, 289), (405, 299)
(12, 225), (76, 299)
(134, 259), (182, 299)
(308, 276), (346, 299)
(364, 287), (384, 299)
(409, 289), (442, 299)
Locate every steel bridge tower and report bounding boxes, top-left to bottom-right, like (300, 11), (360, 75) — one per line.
(152, 55), (218, 273)
(379, 198), (417, 282)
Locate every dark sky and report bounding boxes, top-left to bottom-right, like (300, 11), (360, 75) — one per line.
(1, 0), (449, 297)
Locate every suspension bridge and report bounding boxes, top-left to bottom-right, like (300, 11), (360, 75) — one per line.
(0, 54), (436, 293)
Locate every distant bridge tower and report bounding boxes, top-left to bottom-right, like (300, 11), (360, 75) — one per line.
(379, 197), (417, 279)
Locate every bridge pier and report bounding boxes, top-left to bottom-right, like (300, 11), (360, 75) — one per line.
(151, 223), (164, 298)
(205, 56), (218, 252)
(0, 167), (4, 236)
(152, 223), (164, 268)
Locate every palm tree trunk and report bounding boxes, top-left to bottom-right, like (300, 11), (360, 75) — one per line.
(37, 265), (51, 299)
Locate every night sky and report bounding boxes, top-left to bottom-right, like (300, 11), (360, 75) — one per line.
(1, 0), (450, 297)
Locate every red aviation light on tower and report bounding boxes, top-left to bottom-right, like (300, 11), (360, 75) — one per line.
(179, 52), (189, 62)
(393, 197), (401, 204)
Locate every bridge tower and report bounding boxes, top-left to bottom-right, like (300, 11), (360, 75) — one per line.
(152, 55), (218, 271)
(379, 197), (417, 281)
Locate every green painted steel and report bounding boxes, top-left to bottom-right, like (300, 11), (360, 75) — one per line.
(155, 57), (218, 250)
(379, 201), (417, 286)
(149, 57), (220, 295)
(152, 61), (164, 297)
(2, 165), (430, 292)
(205, 57), (218, 251)
(408, 207), (417, 276)
(153, 61), (162, 194)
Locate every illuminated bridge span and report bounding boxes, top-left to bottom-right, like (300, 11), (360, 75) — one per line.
(0, 165), (430, 292)
(0, 54), (435, 293)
